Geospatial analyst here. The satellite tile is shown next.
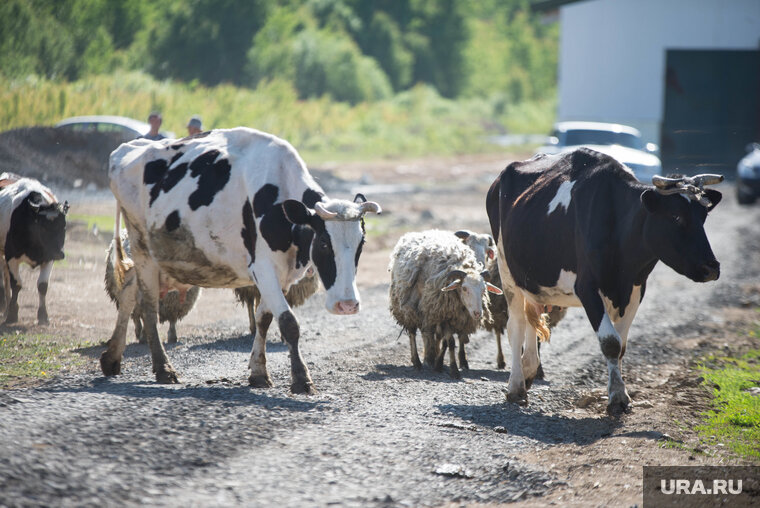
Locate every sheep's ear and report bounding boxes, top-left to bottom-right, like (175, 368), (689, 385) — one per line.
(454, 230), (470, 240)
(486, 282), (503, 295)
(441, 269), (466, 291)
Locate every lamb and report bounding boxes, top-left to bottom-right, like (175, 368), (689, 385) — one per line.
(389, 229), (503, 378)
(234, 268), (320, 340)
(455, 229), (565, 377)
(105, 230), (200, 344)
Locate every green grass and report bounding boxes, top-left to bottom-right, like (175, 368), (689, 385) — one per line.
(68, 212), (115, 236)
(697, 335), (760, 460)
(1, 71), (555, 161)
(0, 333), (90, 387)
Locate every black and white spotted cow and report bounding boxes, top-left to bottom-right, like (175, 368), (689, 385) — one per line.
(100, 128), (381, 393)
(486, 148), (723, 413)
(0, 172), (68, 324)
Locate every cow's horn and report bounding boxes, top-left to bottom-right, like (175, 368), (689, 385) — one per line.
(314, 202), (338, 220)
(692, 174), (724, 187)
(654, 186), (685, 196)
(652, 175), (682, 188)
(358, 201), (382, 215)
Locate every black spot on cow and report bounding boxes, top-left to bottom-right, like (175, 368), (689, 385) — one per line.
(241, 199), (257, 265)
(5, 192), (66, 266)
(259, 204), (293, 252)
(254, 184), (279, 218)
(169, 152), (184, 165)
(170, 142), (185, 150)
(292, 225), (314, 269)
(302, 188), (324, 208)
(354, 219), (366, 268)
(165, 210), (180, 232)
(187, 150), (232, 210)
(310, 227), (337, 290)
(143, 159), (168, 185)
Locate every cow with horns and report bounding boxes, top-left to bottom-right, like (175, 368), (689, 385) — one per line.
(486, 148), (723, 414)
(0, 173), (68, 324)
(100, 128), (381, 393)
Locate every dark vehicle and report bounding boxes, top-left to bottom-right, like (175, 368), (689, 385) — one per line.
(737, 143), (760, 205)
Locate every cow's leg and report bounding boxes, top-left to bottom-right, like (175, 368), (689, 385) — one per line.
(422, 330), (437, 367)
(135, 258), (178, 383)
(35, 261), (54, 325)
(447, 332), (460, 379)
(505, 293), (529, 404)
(100, 271), (138, 376)
(408, 328), (422, 370)
(611, 286), (642, 370)
(167, 321), (178, 343)
(248, 301), (273, 388)
(457, 334), (469, 371)
(254, 266), (314, 394)
(4, 260), (21, 324)
(495, 330), (506, 369)
(0, 257), (8, 314)
(577, 283), (629, 414)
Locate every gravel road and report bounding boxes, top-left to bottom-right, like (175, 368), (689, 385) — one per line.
(1, 157), (758, 507)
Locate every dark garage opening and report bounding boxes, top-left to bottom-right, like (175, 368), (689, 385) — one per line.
(661, 49), (760, 175)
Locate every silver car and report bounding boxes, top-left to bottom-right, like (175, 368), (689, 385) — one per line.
(537, 121), (662, 182)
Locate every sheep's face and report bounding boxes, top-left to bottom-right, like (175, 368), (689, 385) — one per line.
(456, 231), (496, 268)
(457, 276), (488, 320)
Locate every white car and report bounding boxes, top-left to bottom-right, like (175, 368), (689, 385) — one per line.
(537, 121), (662, 182)
(55, 115), (175, 141)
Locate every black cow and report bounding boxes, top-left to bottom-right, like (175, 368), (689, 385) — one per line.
(0, 173), (68, 324)
(486, 148), (722, 414)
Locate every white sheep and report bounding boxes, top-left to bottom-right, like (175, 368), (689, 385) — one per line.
(389, 230), (503, 378)
(105, 230), (200, 344)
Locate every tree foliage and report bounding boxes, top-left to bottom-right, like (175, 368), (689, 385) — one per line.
(0, 0), (557, 104)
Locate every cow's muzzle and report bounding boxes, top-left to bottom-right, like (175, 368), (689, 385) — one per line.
(699, 260), (720, 282)
(332, 300), (360, 315)
(54, 251), (65, 261)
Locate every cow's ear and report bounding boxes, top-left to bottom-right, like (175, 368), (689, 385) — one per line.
(282, 199), (313, 225)
(704, 189), (722, 212)
(640, 189), (661, 213)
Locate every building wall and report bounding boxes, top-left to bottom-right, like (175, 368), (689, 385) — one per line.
(558, 0), (760, 143)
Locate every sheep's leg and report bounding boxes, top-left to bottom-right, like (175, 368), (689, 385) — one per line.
(433, 334), (447, 373)
(535, 341), (545, 380)
(422, 330), (437, 367)
(4, 259), (21, 324)
(447, 333), (460, 379)
(408, 329), (422, 370)
(167, 321), (178, 343)
(36, 261), (53, 325)
(457, 334), (469, 371)
(132, 313), (144, 343)
(495, 330), (506, 369)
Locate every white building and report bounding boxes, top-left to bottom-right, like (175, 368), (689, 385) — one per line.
(544, 0), (760, 171)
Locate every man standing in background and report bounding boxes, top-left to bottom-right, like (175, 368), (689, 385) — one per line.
(187, 115), (203, 136)
(141, 112), (165, 141)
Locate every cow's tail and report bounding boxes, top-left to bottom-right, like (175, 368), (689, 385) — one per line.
(525, 301), (551, 343)
(113, 205), (134, 288)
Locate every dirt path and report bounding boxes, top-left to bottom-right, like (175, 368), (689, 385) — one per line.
(0, 154), (758, 507)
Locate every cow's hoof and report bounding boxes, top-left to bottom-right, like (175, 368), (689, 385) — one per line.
(497, 359), (506, 370)
(535, 364), (545, 381)
(291, 378), (317, 395)
(412, 357), (422, 370)
(524, 374), (536, 390)
(100, 352), (122, 376)
(506, 390), (528, 406)
(460, 359), (470, 371)
(606, 391), (631, 416)
(155, 367), (180, 384)
(249, 374), (274, 388)
(37, 311), (49, 326)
